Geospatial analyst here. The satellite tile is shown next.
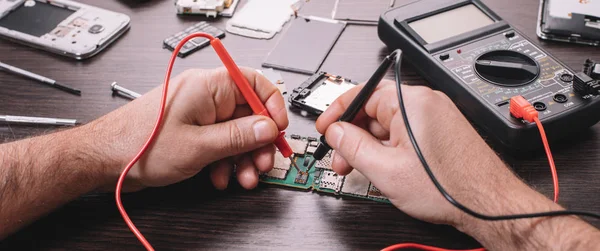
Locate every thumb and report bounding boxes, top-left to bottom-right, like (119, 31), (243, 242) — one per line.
(324, 122), (391, 177)
(194, 115), (279, 164)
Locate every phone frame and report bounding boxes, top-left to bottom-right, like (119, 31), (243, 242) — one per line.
(0, 0), (130, 60)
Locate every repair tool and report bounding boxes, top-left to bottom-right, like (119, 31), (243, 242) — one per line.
(111, 82), (141, 99)
(0, 61), (81, 95)
(307, 50), (399, 170)
(379, 0), (600, 151)
(0, 115), (77, 126)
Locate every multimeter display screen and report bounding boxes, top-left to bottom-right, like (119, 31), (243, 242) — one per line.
(408, 4), (494, 44)
(0, 0), (74, 37)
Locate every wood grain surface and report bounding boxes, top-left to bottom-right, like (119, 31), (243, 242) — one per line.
(1, 0), (599, 250)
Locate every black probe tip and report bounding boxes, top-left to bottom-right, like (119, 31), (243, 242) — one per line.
(312, 135), (331, 161)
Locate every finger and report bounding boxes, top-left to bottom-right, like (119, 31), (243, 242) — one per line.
(185, 115), (279, 166)
(315, 84), (368, 134)
(367, 119), (390, 140)
(208, 67), (289, 131)
(252, 144), (275, 173)
(356, 118), (389, 141)
(232, 105), (253, 120)
(210, 159), (233, 190)
(324, 122), (393, 178)
(236, 155), (259, 189)
(331, 151), (352, 176)
(316, 80), (400, 134)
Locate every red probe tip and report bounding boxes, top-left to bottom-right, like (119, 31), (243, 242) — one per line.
(274, 132), (293, 157)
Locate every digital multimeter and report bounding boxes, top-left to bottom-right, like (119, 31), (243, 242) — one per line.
(378, 0), (600, 151)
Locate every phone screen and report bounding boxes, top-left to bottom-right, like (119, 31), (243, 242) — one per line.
(0, 0), (74, 37)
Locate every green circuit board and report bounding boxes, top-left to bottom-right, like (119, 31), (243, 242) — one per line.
(259, 135), (390, 204)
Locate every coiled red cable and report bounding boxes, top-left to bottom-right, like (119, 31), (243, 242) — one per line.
(115, 32), (217, 251)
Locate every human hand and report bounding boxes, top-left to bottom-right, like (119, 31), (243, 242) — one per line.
(315, 80), (550, 227)
(86, 67), (287, 192)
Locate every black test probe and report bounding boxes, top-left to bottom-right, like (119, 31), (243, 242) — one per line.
(306, 50), (401, 171)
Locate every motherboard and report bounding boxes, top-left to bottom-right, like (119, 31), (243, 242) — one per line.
(259, 135), (389, 203)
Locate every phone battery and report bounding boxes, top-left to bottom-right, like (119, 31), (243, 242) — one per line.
(289, 71), (357, 115)
(163, 22), (225, 58)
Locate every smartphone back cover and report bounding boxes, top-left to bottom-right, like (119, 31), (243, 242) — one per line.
(262, 17), (346, 74)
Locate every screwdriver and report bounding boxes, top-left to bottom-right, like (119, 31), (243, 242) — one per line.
(210, 38), (299, 171)
(0, 61), (81, 95)
(306, 50), (401, 171)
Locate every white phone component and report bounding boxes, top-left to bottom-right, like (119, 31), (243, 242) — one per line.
(0, 0), (130, 60)
(226, 0), (298, 39)
(174, 0), (227, 18)
(220, 0), (239, 17)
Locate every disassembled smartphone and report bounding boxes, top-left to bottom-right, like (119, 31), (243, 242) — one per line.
(537, 0), (600, 46)
(0, 0), (131, 60)
(260, 134), (389, 204)
(289, 72), (357, 115)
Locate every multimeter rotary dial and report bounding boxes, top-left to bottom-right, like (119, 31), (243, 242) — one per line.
(474, 50), (540, 87)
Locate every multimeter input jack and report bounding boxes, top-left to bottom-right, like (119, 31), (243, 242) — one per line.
(533, 102), (547, 111)
(553, 94), (568, 103)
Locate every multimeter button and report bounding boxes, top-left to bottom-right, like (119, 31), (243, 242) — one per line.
(505, 31), (515, 38)
(88, 24), (105, 34)
(439, 53), (450, 61)
(560, 73), (574, 82)
(553, 94), (568, 103)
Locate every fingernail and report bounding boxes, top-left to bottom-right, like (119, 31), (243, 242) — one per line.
(253, 120), (272, 143)
(327, 123), (344, 148)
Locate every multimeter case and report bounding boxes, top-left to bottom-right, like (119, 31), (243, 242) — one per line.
(377, 0), (600, 151)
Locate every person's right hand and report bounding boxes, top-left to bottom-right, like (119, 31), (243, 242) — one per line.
(315, 80), (557, 228)
(316, 80), (600, 251)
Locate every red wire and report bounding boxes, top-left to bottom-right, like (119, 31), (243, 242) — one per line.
(383, 116), (559, 251)
(381, 244), (483, 251)
(115, 32), (217, 251)
(534, 117), (559, 203)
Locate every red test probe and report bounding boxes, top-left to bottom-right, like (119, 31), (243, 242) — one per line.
(210, 39), (294, 158)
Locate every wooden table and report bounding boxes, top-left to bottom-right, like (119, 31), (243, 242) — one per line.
(1, 0), (598, 250)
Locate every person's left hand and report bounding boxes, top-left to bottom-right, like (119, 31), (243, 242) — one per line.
(83, 67), (288, 192)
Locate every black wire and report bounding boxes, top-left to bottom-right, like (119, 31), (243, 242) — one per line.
(391, 51), (600, 221)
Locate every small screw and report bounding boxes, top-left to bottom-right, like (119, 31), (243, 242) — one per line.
(111, 82), (141, 99)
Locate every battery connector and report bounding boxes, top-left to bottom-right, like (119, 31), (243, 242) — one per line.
(509, 95), (538, 123)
